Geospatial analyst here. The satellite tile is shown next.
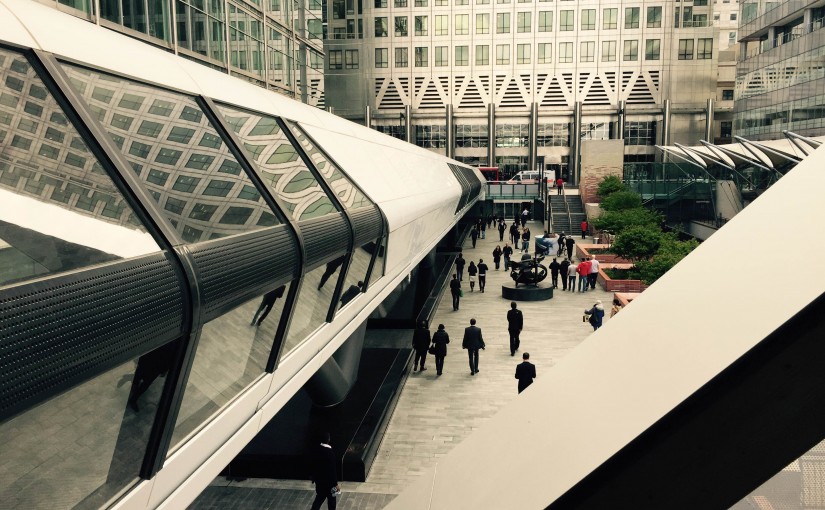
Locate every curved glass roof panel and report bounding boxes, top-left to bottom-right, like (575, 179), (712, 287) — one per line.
(0, 49), (159, 288)
(214, 104), (336, 221)
(60, 63), (279, 244)
(284, 120), (371, 210)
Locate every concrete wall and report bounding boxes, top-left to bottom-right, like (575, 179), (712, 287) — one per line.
(580, 139), (624, 205)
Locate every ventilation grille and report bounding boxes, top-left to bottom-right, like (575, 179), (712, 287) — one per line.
(499, 75), (526, 108)
(190, 226), (298, 321)
(585, 73), (611, 105)
(542, 76), (568, 107)
(627, 72), (656, 104)
(459, 77), (485, 109)
(300, 213), (350, 270)
(0, 253), (185, 421)
(378, 77), (405, 109)
(419, 79), (445, 109)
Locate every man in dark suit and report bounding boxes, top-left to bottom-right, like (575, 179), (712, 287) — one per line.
(310, 432), (340, 510)
(515, 352), (536, 394)
(462, 318), (485, 375)
(506, 301), (523, 356)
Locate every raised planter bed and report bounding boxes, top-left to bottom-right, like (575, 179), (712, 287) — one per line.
(576, 244), (633, 265)
(597, 263), (648, 293)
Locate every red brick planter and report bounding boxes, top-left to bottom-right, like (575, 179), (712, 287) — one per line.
(576, 244), (633, 265)
(597, 267), (648, 293)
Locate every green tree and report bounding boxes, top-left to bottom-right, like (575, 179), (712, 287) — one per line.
(592, 207), (662, 235)
(597, 175), (626, 198)
(600, 191), (643, 212)
(611, 226), (662, 262)
(635, 234), (699, 284)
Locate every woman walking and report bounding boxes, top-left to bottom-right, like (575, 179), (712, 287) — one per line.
(467, 261), (478, 291)
(492, 245), (502, 270)
(412, 320), (431, 372)
(431, 324), (450, 376)
(584, 300), (605, 331)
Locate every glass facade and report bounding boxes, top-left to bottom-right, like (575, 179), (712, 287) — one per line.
(455, 124), (489, 148)
(0, 49), (159, 287)
(60, 64), (278, 243)
(283, 260), (344, 356)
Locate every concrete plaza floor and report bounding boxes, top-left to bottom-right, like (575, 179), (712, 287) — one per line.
(191, 220), (616, 509)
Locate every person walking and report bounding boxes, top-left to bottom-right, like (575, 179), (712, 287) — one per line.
(469, 226), (478, 248)
(548, 258), (560, 289)
(515, 352), (536, 394)
(581, 219), (589, 239)
(455, 253), (466, 281)
(506, 301), (523, 356)
(556, 177), (564, 195)
(309, 432), (340, 510)
(467, 261), (477, 291)
(559, 258), (571, 291)
(498, 220), (506, 241)
(449, 274), (461, 311)
(565, 236), (576, 260)
(557, 232), (566, 257)
(251, 284), (286, 326)
(588, 256), (600, 290)
(503, 243), (513, 271)
(492, 245), (502, 270)
(412, 320), (431, 372)
(521, 207), (529, 225)
(521, 227), (531, 253)
(477, 259), (489, 293)
(480, 219), (487, 240)
(431, 324), (450, 376)
(584, 300), (605, 331)
(462, 318), (485, 375)
(567, 260), (578, 292)
(510, 222), (519, 247)
(577, 257), (591, 292)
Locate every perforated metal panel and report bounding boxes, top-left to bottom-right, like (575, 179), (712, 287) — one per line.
(349, 205), (383, 245)
(189, 226), (299, 322)
(299, 213), (350, 271)
(448, 163), (471, 212)
(0, 252), (185, 421)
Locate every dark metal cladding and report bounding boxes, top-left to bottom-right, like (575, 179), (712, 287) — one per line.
(349, 205), (384, 245)
(189, 225), (299, 322)
(459, 166), (483, 202)
(299, 213), (350, 271)
(0, 252), (185, 422)
(448, 163), (471, 212)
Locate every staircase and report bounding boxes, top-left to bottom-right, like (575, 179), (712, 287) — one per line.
(567, 196), (587, 237)
(549, 195), (587, 236)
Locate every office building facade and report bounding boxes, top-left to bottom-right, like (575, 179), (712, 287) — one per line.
(325, 0), (720, 181)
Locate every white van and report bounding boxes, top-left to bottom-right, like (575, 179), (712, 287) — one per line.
(507, 170), (555, 184)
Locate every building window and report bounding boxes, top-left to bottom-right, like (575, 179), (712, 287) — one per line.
(496, 124), (529, 147)
(415, 46), (428, 66)
(435, 15), (449, 35)
(624, 121), (655, 145)
(580, 41), (595, 62)
(375, 17), (388, 37)
(581, 9), (596, 30)
(517, 12), (532, 32)
(581, 122), (610, 140)
(435, 46), (449, 66)
(538, 11), (553, 32)
(345, 49), (359, 68)
(496, 44), (511, 64)
(603, 8), (618, 29)
(729, 31), (737, 45)
(678, 39), (694, 60)
(625, 7), (640, 28)
(375, 48), (388, 68)
(477, 0), (489, 5)
(497, 13), (511, 33)
(720, 121), (732, 138)
(476, 45), (490, 65)
(538, 43), (552, 63)
(455, 124), (489, 148)
(435, 0), (448, 5)
(623, 40), (638, 61)
(456, 45), (469, 65)
(694, 0), (708, 5)
(375, 125), (406, 140)
(395, 16), (408, 36)
(537, 123), (569, 146)
(375, 0), (386, 6)
(645, 39), (660, 60)
(559, 41), (573, 62)
(730, 12), (737, 20)
(602, 40), (616, 61)
(456, 14), (469, 35)
(697, 38), (713, 59)
(415, 0), (427, 5)
(722, 89), (733, 100)
(329, 49), (343, 69)
(647, 6), (662, 27)
(517, 43), (530, 64)
(395, 47), (408, 67)
(415, 125), (447, 148)
(477, 13), (490, 34)
(415, 16), (428, 35)
(560, 10), (574, 31)
(394, 0), (406, 6)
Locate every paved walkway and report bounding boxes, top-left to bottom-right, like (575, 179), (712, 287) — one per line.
(191, 220), (615, 509)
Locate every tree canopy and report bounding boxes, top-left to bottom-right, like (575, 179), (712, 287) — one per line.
(600, 190), (643, 212)
(597, 175), (626, 198)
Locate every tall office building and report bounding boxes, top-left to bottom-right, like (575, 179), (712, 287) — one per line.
(33, 0), (326, 106)
(735, 0), (825, 140)
(325, 0), (720, 181)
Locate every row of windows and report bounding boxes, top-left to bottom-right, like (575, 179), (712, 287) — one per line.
(361, 38), (711, 68)
(371, 7), (662, 37)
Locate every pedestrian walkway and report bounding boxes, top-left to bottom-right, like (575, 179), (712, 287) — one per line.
(190, 220), (615, 509)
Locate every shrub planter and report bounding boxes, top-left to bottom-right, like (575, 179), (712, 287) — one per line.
(576, 244), (633, 265)
(597, 264), (648, 293)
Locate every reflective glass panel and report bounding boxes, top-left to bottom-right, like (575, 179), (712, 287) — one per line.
(283, 260), (343, 355)
(0, 343), (175, 509)
(367, 236), (386, 288)
(215, 104), (336, 221)
(284, 121), (371, 210)
(335, 241), (374, 313)
(171, 283), (290, 449)
(0, 49), (159, 288)
(60, 64), (279, 244)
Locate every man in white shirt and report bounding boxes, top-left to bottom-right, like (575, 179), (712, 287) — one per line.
(589, 256), (600, 290)
(567, 262), (578, 293)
